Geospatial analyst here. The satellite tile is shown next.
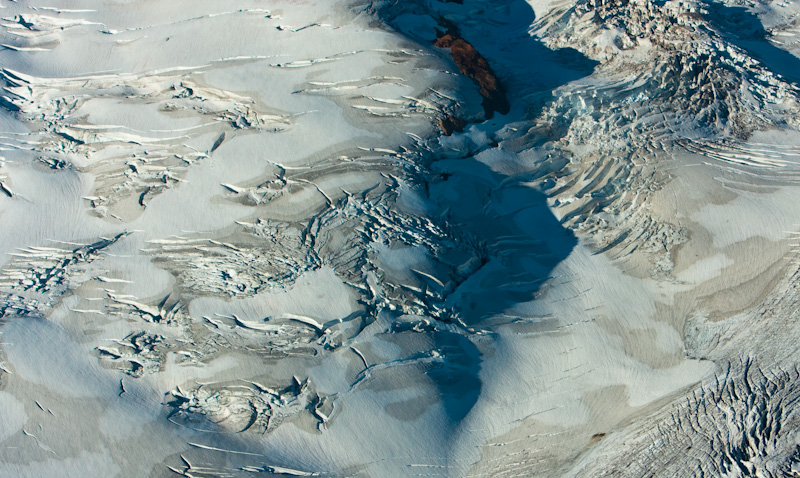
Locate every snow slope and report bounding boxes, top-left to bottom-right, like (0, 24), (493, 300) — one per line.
(0, 0), (799, 476)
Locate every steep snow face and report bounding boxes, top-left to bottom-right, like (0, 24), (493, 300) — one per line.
(0, 0), (800, 476)
(525, 0), (800, 252)
(534, 0), (797, 132)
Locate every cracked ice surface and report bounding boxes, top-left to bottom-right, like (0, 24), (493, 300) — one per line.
(1, 0), (800, 477)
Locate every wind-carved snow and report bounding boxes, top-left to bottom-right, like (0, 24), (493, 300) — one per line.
(520, 0), (800, 267)
(166, 377), (332, 434)
(0, 0), (799, 476)
(0, 2), (494, 472)
(0, 67), (293, 221)
(569, 256), (800, 478)
(0, 233), (126, 319)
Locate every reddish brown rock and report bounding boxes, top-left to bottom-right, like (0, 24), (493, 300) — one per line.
(439, 115), (467, 136)
(434, 33), (510, 119)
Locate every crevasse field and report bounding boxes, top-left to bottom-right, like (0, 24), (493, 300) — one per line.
(1, 0), (799, 476)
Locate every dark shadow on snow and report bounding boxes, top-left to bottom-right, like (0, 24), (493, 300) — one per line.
(428, 331), (483, 422)
(442, 0), (599, 121)
(371, 0), (593, 424)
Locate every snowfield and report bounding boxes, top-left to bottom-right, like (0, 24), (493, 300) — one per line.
(1, 0), (799, 476)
